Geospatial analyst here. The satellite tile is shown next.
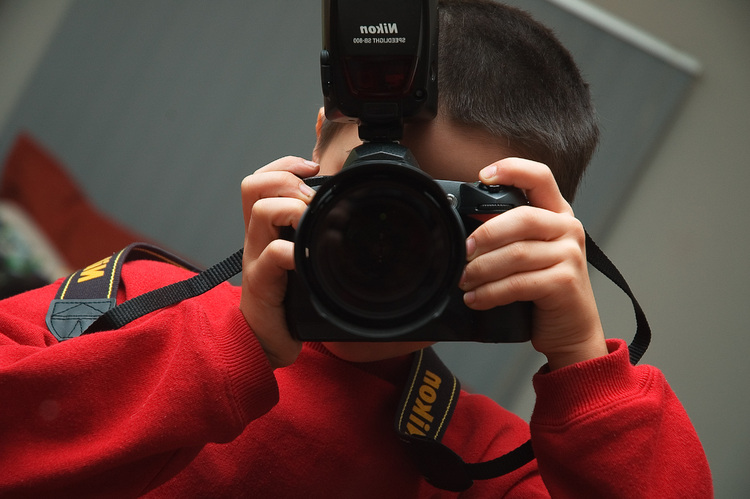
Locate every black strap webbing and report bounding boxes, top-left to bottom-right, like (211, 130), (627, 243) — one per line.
(84, 248), (243, 334)
(45, 228), (650, 491)
(46, 243), (203, 341)
(395, 347), (536, 491)
(585, 232), (650, 365)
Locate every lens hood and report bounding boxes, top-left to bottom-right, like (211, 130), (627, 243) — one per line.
(293, 144), (465, 339)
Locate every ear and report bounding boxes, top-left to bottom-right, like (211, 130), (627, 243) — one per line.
(315, 107), (325, 140)
(312, 107), (326, 163)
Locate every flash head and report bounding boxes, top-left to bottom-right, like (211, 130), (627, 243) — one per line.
(321, 0), (438, 141)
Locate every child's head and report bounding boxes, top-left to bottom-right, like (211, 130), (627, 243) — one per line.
(315, 0), (598, 202)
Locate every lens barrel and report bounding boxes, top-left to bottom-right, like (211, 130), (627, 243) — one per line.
(294, 148), (465, 339)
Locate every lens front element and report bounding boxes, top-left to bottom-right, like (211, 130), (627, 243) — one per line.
(296, 163), (465, 338)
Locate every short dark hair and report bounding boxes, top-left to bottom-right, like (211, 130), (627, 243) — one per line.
(317, 0), (598, 201)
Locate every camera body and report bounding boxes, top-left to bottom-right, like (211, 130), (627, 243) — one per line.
(283, 0), (532, 342)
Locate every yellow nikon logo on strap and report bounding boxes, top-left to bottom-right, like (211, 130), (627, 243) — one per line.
(77, 256), (112, 283)
(405, 369), (442, 437)
(397, 348), (459, 444)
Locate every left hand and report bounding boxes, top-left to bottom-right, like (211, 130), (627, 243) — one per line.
(459, 157), (608, 370)
(239, 157), (319, 369)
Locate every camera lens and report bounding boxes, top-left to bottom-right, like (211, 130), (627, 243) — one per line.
(295, 162), (465, 338)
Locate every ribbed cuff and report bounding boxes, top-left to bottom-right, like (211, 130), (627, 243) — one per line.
(530, 339), (653, 427)
(214, 307), (279, 425)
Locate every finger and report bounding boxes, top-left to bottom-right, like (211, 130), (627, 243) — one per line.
(253, 155), (320, 176)
(463, 259), (583, 312)
(241, 169), (317, 229)
(244, 197), (309, 261)
(478, 157), (574, 216)
(460, 238), (575, 291)
(240, 238), (302, 368)
(243, 239), (297, 297)
(467, 206), (584, 262)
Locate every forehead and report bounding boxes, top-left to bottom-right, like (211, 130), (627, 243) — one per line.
(402, 118), (514, 182)
(320, 118), (514, 182)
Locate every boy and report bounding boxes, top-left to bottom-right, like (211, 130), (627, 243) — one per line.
(0, 0), (711, 496)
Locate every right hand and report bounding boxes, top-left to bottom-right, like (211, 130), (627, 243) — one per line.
(239, 157), (320, 369)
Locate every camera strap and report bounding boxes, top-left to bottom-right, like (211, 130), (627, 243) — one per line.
(394, 346), (535, 491)
(45, 230), (650, 491)
(45, 242), (237, 340)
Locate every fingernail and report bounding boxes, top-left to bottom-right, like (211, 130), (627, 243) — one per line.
(479, 165), (497, 180)
(464, 291), (476, 305)
(466, 237), (476, 258)
(299, 182), (316, 197)
(303, 160), (319, 168)
(459, 269), (467, 289)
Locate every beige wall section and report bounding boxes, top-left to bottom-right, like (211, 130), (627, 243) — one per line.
(584, 0), (750, 495)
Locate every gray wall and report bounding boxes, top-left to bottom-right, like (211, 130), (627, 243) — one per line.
(1, 0), (323, 265)
(1, 0), (748, 496)
(0, 0), (696, 263)
(581, 1), (750, 496)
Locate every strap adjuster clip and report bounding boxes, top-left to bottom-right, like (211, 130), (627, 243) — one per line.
(46, 298), (117, 341)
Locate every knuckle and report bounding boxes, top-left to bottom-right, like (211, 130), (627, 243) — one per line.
(475, 275), (527, 309)
(559, 237), (584, 263)
(506, 241), (529, 265)
(249, 198), (274, 220)
(240, 173), (254, 188)
(566, 216), (585, 239)
(472, 221), (494, 243)
(510, 204), (536, 222)
(509, 205), (544, 231)
(549, 262), (578, 289)
(265, 238), (293, 259)
(504, 273), (531, 298)
(524, 159), (555, 185)
(258, 155), (302, 172)
(541, 164), (556, 183)
(240, 173), (260, 196)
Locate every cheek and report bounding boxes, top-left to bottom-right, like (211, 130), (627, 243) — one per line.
(318, 149), (350, 176)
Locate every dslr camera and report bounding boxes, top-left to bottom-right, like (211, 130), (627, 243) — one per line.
(284, 0), (531, 342)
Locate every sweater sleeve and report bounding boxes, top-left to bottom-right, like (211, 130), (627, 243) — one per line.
(0, 260), (279, 497)
(529, 338), (712, 498)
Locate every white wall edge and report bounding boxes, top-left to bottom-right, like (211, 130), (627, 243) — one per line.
(545, 0), (703, 75)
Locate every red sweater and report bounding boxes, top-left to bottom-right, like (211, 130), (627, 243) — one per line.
(0, 260), (712, 497)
